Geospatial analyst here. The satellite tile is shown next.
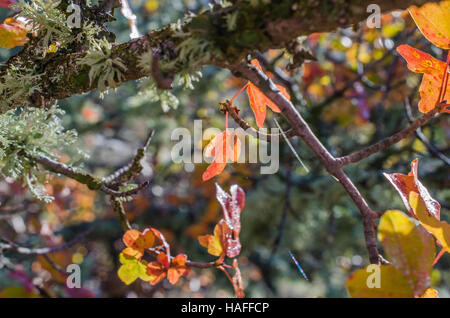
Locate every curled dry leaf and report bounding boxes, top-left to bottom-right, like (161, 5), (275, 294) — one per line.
(384, 158), (441, 220)
(198, 184), (245, 259)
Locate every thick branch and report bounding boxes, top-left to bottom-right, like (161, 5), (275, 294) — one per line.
(1, 0), (432, 109)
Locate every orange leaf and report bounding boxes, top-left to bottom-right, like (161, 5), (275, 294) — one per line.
(167, 254), (190, 285)
(409, 1), (450, 49)
(0, 18), (29, 49)
(246, 59), (290, 128)
(396, 45), (450, 113)
(198, 220), (229, 257)
(122, 228), (155, 259)
(384, 158), (441, 220)
(202, 130), (241, 181)
(146, 252), (190, 285)
(418, 288), (439, 298)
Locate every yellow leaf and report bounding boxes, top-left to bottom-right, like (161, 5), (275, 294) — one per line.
(409, 191), (450, 254)
(378, 210), (435, 295)
(409, 1), (450, 49)
(418, 288), (439, 298)
(346, 265), (414, 298)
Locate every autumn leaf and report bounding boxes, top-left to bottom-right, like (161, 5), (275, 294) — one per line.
(202, 130), (241, 181)
(215, 183), (245, 237)
(246, 59), (290, 128)
(419, 288), (439, 298)
(378, 210), (435, 294)
(216, 183), (245, 258)
(122, 228), (155, 259)
(146, 252), (190, 285)
(347, 264), (414, 298)
(0, 17), (29, 49)
(347, 210), (436, 297)
(232, 259), (245, 298)
(117, 252), (152, 285)
(198, 219), (229, 258)
(167, 253), (190, 285)
(198, 184), (245, 259)
(396, 45), (450, 113)
(384, 158), (441, 220)
(409, 191), (450, 255)
(409, 1), (450, 49)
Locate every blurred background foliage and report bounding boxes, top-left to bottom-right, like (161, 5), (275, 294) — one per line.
(0, 0), (449, 298)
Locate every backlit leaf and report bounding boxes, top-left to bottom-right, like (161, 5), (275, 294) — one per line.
(246, 59), (290, 127)
(346, 265), (414, 298)
(0, 17), (29, 49)
(378, 210), (435, 295)
(396, 45), (450, 113)
(409, 1), (450, 49)
(202, 130), (241, 181)
(409, 191), (450, 254)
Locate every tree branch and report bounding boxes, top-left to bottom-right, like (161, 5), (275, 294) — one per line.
(0, 0), (432, 111)
(337, 107), (440, 165)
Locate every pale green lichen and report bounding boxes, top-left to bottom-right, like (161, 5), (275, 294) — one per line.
(0, 105), (82, 202)
(77, 39), (127, 94)
(138, 77), (179, 112)
(12, 0), (73, 51)
(0, 64), (42, 113)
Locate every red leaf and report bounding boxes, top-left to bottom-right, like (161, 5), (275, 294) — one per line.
(396, 44), (450, 113)
(246, 59), (290, 127)
(384, 158), (441, 220)
(146, 252), (190, 285)
(215, 183), (245, 258)
(202, 130), (241, 181)
(215, 183), (245, 235)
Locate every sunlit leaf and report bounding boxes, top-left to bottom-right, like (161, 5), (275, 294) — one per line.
(122, 228), (155, 259)
(202, 130), (241, 181)
(409, 191), (450, 254)
(0, 17), (29, 49)
(117, 252), (150, 285)
(246, 59), (290, 128)
(347, 265), (414, 297)
(409, 1), (450, 49)
(378, 210), (435, 294)
(396, 45), (450, 113)
(419, 288), (439, 298)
